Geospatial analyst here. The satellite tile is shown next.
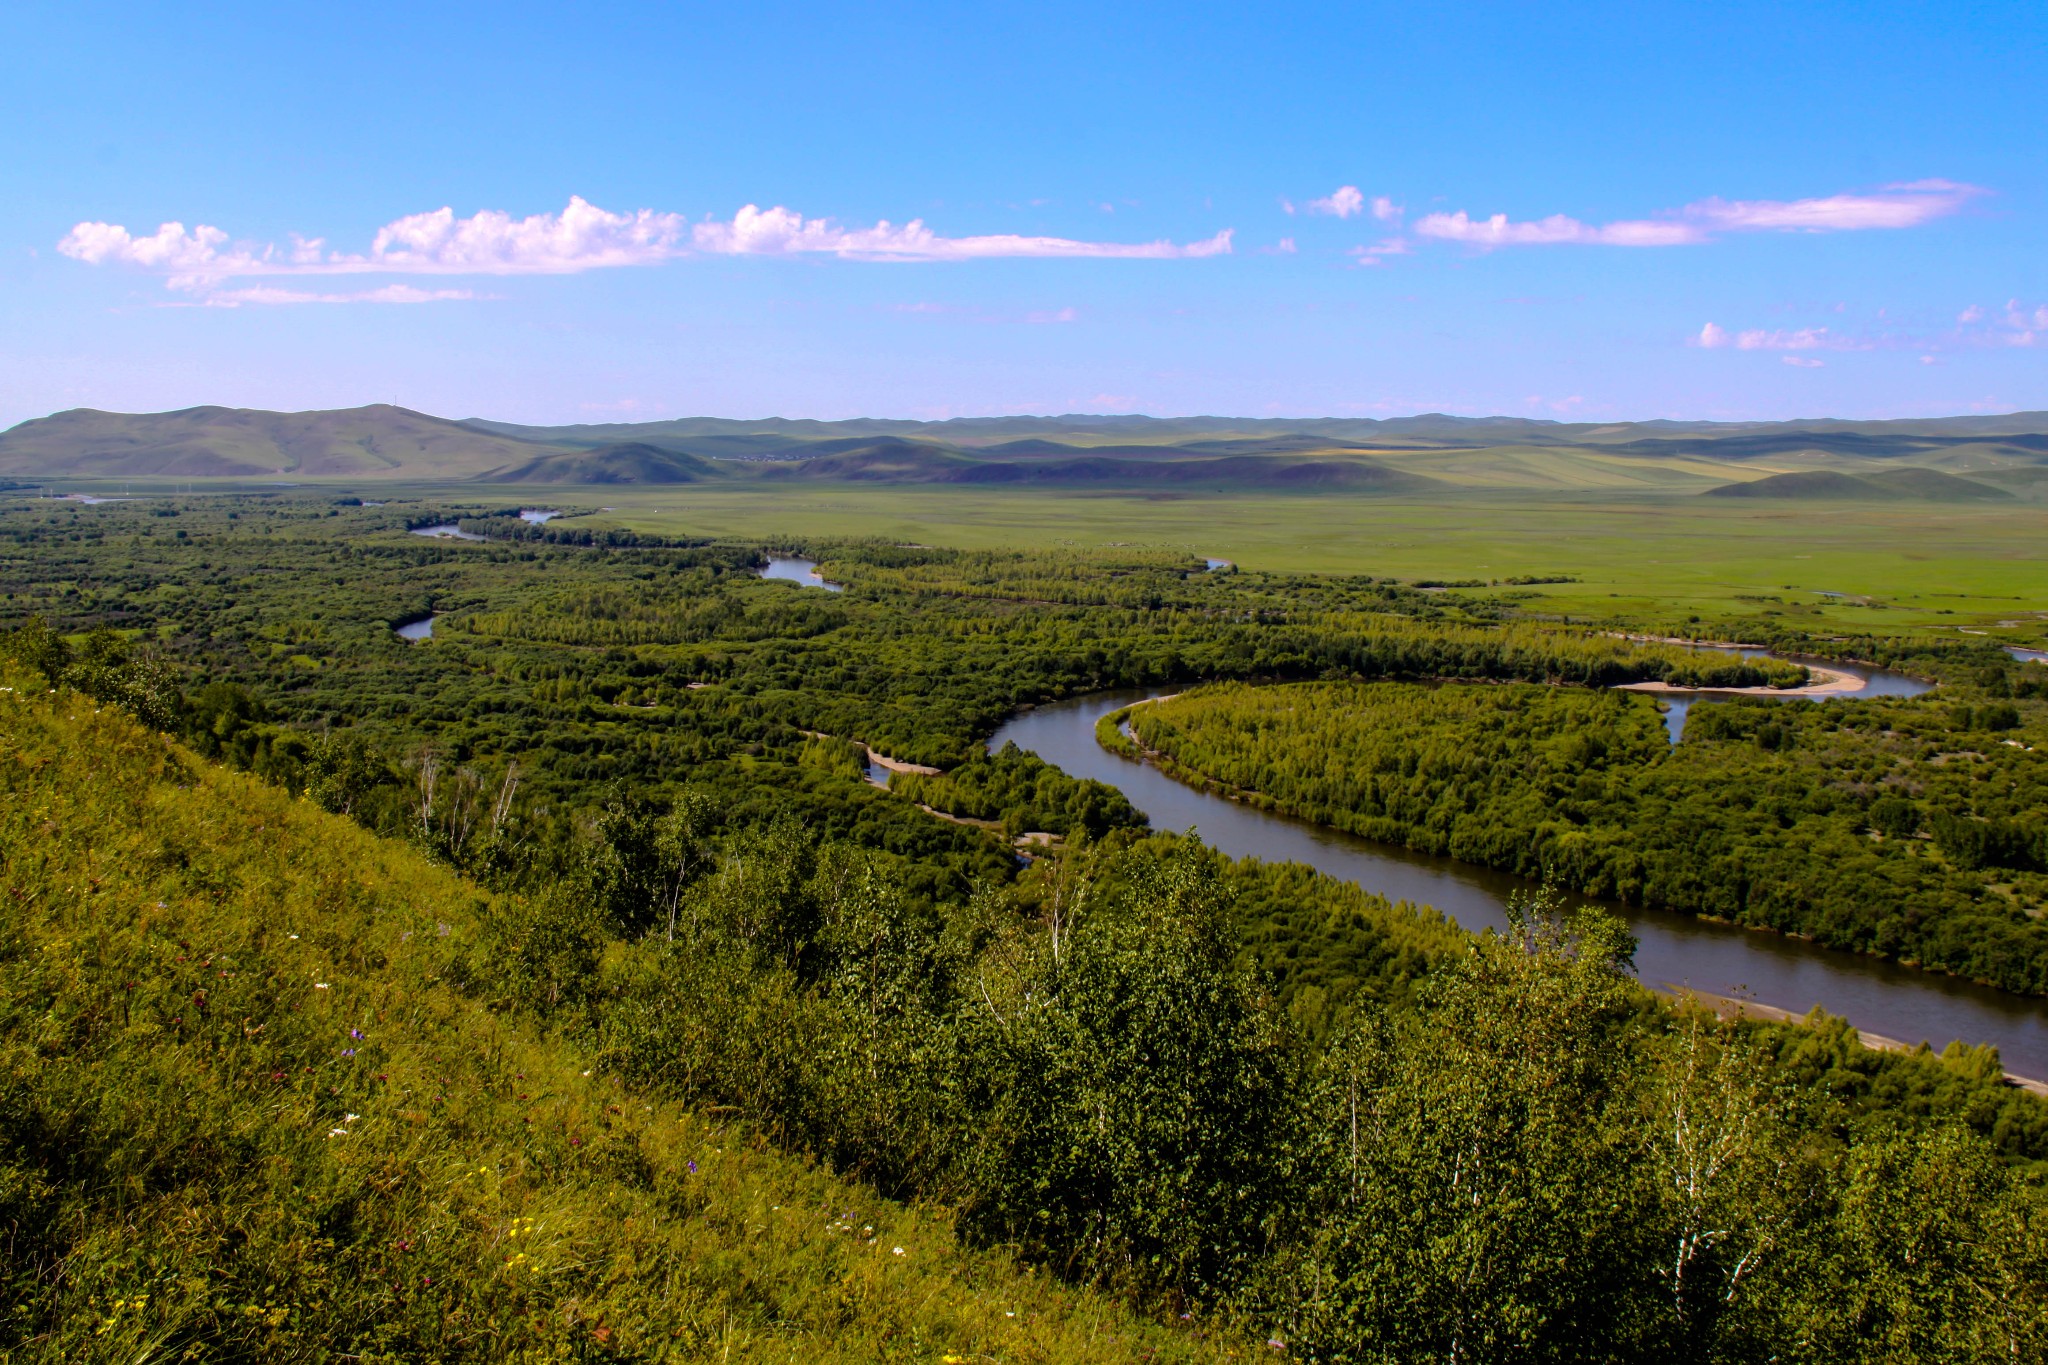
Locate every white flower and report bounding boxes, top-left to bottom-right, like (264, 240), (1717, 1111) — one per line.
(313, 982), (329, 989)
(327, 1128), (348, 1138)
(892, 1246), (905, 1256)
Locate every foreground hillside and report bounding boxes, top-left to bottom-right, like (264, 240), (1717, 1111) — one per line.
(0, 679), (1238, 1362)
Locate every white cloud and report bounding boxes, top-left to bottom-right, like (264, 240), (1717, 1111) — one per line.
(690, 204), (1231, 260)
(60, 196), (1235, 299)
(1348, 237), (1410, 266)
(1306, 186), (1365, 218)
(1371, 195), (1402, 222)
(1958, 304), (1984, 323)
(199, 285), (481, 307)
(1697, 322), (1730, 348)
(1737, 327), (1832, 351)
(1781, 356), (1825, 367)
(1414, 181), (1981, 250)
(1415, 210), (1701, 247)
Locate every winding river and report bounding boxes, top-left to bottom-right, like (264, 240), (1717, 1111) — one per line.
(989, 683), (2048, 1080)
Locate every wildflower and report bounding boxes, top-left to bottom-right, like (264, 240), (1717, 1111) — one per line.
(892, 1246), (904, 1256)
(341, 1049), (356, 1057)
(345, 1113), (359, 1122)
(349, 1028), (364, 1039)
(328, 1128), (348, 1138)
(570, 1137), (583, 1146)
(313, 982), (329, 990)
(687, 1160), (697, 1174)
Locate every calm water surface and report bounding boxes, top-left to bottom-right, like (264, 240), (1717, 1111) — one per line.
(519, 509), (561, 524)
(992, 687), (2048, 1078)
(409, 523), (483, 542)
(760, 556), (843, 591)
(394, 615), (437, 641)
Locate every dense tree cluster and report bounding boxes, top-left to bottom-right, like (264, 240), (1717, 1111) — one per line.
(1127, 680), (2048, 992)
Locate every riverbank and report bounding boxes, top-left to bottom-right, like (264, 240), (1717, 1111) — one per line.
(1616, 664), (1865, 698)
(993, 687), (2048, 1080)
(1667, 989), (2048, 1097)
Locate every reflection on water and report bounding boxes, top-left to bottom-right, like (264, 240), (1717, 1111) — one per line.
(992, 688), (2048, 1078)
(395, 616), (437, 641)
(2010, 647), (2048, 665)
(759, 556), (843, 591)
(520, 509), (560, 524)
(409, 523), (483, 542)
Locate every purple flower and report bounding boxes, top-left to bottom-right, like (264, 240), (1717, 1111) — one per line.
(341, 1049), (356, 1057)
(349, 1028), (364, 1039)
(687, 1160), (697, 1174)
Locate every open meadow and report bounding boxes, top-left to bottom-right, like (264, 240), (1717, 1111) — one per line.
(355, 481), (2048, 637)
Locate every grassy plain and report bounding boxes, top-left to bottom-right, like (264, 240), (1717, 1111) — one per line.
(33, 473), (2048, 636)
(517, 484), (2048, 636)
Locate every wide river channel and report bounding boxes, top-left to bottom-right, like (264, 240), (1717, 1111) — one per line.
(988, 680), (2048, 1080)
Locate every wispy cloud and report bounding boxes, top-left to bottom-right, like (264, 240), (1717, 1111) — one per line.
(690, 204), (1230, 261)
(1697, 323), (1847, 351)
(1348, 238), (1411, 267)
(60, 196), (1234, 299)
(198, 284), (483, 307)
(1371, 195), (1402, 222)
(1307, 185), (1365, 218)
(1781, 356), (1825, 368)
(1416, 181), (1981, 250)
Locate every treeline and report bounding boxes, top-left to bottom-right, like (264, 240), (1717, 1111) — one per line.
(1127, 680), (2048, 993)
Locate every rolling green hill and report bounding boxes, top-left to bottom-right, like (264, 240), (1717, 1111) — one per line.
(0, 404), (560, 480)
(1705, 468), (2013, 501)
(6, 402), (2048, 491)
(483, 441), (727, 484)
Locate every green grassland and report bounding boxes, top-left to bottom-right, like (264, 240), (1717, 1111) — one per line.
(466, 483), (2048, 635)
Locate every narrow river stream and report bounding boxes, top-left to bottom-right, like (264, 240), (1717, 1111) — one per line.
(990, 687), (2048, 1080)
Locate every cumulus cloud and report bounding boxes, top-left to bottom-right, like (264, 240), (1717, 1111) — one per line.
(1371, 195), (1402, 222)
(1415, 181), (1981, 250)
(1958, 304), (1985, 323)
(1306, 185), (1366, 218)
(1696, 322), (1730, 348)
(60, 197), (1235, 299)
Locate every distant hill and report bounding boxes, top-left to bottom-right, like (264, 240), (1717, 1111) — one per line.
(7, 401), (2048, 489)
(0, 404), (558, 479)
(482, 441), (725, 484)
(1704, 469), (2013, 501)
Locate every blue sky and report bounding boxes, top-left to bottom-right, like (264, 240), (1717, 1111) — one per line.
(3, 0), (2044, 426)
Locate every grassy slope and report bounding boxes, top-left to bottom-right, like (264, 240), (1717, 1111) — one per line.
(0, 681), (1240, 1362)
(0, 406), (562, 482)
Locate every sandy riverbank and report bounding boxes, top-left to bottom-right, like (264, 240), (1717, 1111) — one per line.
(1616, 664), (1865, 699)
